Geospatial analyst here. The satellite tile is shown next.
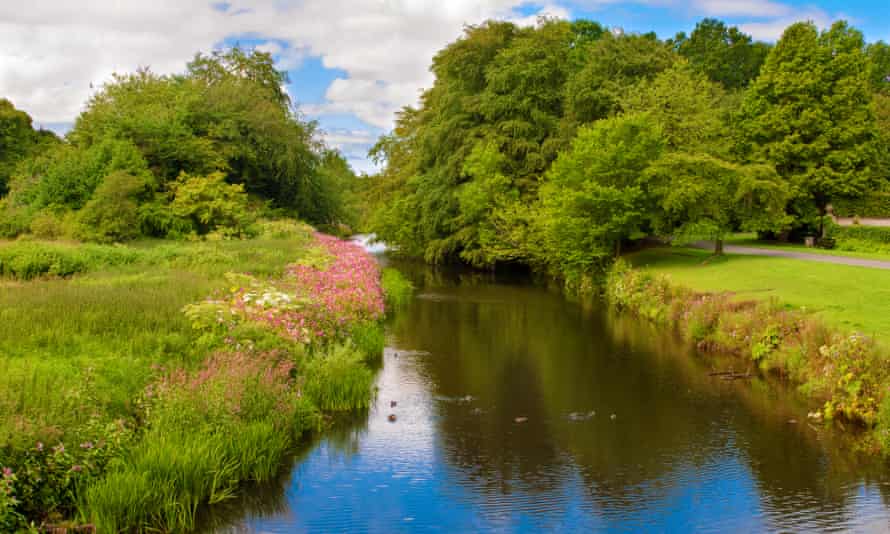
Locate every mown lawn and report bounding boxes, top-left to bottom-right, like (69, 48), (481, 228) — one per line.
(628, 247), (890, 342)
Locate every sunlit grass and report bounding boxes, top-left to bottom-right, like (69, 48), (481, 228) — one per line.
(628, 247), (890, 342)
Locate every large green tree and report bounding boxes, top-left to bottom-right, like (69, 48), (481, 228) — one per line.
(673, 19), (770, 90)
(538, 113), (665, 274)
(0, 99), (57, 196)
(738, 21), (879, 233)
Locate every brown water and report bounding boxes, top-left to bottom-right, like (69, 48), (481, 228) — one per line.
(207, 254), (890, 533)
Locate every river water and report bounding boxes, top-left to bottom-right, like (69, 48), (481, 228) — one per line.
(207, 243), (890, 533)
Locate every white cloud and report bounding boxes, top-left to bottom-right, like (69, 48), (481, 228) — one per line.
(738, 8), (834, 40)
(0, 0), (564, 169)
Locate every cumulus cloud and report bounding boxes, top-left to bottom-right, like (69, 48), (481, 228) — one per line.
(0, 0), (559, 130)
(738, 7), (834, 40)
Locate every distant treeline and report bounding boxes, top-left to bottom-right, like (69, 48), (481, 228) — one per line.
(366, 18), (890, 284)
(0, 47), (359, 242)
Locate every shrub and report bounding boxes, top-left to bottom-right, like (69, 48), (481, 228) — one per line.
(0, 241), (145, 279)
(75, 171), (148, 243)
(170, 171), (255, 238)
(12, 137), (149, 211)
(28, 211), (70, 240)
(0, 201), (32, 238)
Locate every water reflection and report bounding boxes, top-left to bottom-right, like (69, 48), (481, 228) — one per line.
(213, 260), (890, 533)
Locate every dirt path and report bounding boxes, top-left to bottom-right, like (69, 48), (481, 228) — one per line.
(695, 242), (890, 270)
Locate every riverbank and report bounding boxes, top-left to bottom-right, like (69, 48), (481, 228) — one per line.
(628, 247), (890, 341)
(606, 257), (890, 453)
(0, 221), (405, 532)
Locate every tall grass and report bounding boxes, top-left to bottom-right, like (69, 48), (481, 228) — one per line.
(381, 267), (413, 308)
(0, 227), (385, 530)
(302, 343), (376, 412)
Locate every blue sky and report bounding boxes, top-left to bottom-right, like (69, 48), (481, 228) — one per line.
(1, 1), (888, 173)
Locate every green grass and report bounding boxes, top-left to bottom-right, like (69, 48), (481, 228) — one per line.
(628, 247), (890, 341)
(725, 233), (890, 261)
(0, 236), (315, 452)
(381, 267), (414, 308)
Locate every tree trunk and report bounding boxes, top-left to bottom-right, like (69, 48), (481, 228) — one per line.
(714, 238), (724, 255)
(615, 239), (622, 258)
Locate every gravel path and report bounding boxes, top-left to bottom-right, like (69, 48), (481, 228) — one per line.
(695, 242), (890, 271)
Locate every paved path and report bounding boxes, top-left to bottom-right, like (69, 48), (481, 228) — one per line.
(694, 242), (890, 271)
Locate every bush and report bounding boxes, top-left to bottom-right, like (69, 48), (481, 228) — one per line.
(0, 201), (32, 238)
(75, 171), (148, 243)
(0, 241), (145, 280)
(11, 138), (149, 211)
(29, 211), (69, 240)
(170, 171), (256, 238)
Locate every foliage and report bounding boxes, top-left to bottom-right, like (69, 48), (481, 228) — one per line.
(75, 171), (149, 243)
(538, 113), (664, 275)
(832, 192), (890, 218)
(563, 32), (676, 128)
(0, 99), (58, 197)
(169, 171), (255, 237)
(9, 137), (150, 212)
(607, 259), (890, 445)
(672, 18), (770, 90)
(646, 153), (790, 251)
(5, 45), (358, 243)
(737, 21), (880, 219)
(828, 224), (890, 254)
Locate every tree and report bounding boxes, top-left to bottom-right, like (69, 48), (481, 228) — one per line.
(646, 153), (789, 254)
(0, 99), (57, 196)
(738, 21), (879, 236)
(621, 62), (728, 153)
(867, 41), (890, 94)
(187, 46), (291, 109)
(563, 32), (676, 129)
(673, 19), (770, 90)
(538, 113), (665, 274)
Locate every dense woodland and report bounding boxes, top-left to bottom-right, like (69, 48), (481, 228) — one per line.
(0, 48), (358, 243)
(366, 18), (890, 285)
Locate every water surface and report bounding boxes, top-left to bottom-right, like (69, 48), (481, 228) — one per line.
(209, 254), (890, 533)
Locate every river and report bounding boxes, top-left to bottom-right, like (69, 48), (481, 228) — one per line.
(204, 241), (890, 533)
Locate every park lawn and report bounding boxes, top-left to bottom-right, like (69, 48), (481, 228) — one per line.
(725, 233), (890, 261)
(628, 247), (890, 342)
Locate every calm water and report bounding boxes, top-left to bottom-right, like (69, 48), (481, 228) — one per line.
(206, 247), (890, 533)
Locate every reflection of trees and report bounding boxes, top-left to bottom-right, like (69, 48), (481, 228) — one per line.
(389, 268), (890, 529)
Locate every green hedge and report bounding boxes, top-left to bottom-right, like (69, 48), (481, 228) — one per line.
(832, 193), (890, 218)
(831, 225), (890, 244)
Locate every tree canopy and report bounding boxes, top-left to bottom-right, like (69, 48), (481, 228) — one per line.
(368, 17), (888, 280)
(1, 47), (358, 242)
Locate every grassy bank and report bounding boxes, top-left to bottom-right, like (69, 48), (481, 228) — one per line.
(607, 256), (890, 454)
(0, 222), (404, 532)
(628, 247), (890, 340)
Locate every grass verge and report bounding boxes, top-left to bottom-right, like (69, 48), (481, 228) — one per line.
(0, 221), (387, 532)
